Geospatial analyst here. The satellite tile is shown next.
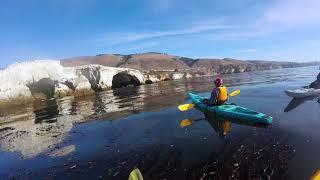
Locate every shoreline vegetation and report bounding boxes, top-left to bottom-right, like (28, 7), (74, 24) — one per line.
(0, 52), (319, 108)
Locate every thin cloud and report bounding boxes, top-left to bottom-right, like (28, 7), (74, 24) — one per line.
(98, 21), (243, 46)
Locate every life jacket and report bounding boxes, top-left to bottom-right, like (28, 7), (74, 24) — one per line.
(218, 86), (228, 102)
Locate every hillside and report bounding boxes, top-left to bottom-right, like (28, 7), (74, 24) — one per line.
(61, 55), (123, 67)
(62, 53), (190, 71)
(61, 52), (319, 73)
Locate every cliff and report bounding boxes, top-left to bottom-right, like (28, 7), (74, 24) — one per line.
(0, 61), (145, 107)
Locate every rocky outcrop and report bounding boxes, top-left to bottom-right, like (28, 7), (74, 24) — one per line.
(112, 72), (141, 89)
(27, 78), (56, 99)
(0, 61), (145, 107)
(79, 66), (102, 92)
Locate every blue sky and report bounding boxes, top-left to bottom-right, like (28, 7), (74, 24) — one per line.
(1, 0), (320, 67)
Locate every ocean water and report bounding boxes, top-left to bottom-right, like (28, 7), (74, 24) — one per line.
(0, 66), (319, 179)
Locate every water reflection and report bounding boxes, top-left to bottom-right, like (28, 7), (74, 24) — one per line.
(205, 115), (269, 138)
(34, 99), (59, 124)
(0, 83), (192, 159)
(284, 95), (320, 112)
(180, 115), (269, 139)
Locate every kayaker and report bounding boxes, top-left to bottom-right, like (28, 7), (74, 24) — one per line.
(307, 72), (320, 89)
(204, 78), (228, 106)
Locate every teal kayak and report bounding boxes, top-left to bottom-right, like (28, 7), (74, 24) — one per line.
(188, 92), (273, 125)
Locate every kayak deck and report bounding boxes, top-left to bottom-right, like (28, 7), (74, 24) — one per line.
(188, 92), (272, 125)
(285, 88), (320, 98)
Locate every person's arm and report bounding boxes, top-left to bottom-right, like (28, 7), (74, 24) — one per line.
(208, 88), (219, 106)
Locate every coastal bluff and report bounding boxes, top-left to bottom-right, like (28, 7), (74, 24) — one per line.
(0, 52), (319, 107)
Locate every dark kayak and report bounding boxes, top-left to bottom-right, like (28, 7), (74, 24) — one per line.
(188, 92), (273, 125)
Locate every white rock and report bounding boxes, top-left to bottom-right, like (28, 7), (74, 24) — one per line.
(148, 75), (160, 82)
(172, 73), (184, 80)
(0, 60), (62, 101)
(74, 75), (92, 91)
(55, 83), (72, 95)
(99, 67), (120, 87)
(185, 73), (192, 79)
(0, 61), (146, 103)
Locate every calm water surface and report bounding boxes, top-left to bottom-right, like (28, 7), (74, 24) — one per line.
(0, 66), (319, 179)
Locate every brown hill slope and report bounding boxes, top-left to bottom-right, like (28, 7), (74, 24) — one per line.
(61, 52), (319, 73)
(62, 53), (190, 71)
(117, 53), (189, 71)
(61, 55), (123, 67)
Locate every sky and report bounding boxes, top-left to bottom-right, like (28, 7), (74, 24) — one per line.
(0, 0), (320, 68)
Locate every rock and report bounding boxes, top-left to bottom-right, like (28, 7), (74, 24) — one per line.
(26, 78), (55, 99)
(0, 60), (62, 105)
(159, 74), (172, 81)
(185, 73), (192, 79)
(145, 79), (153, 84)
(172, 73), (184, 80)
(147, 75), (160, 83)
(99, 66), (144, 89)
(112, 72), (141, 89)
(54, 83), (73, 98)
(79, 66), (102, 92)
(74, 75), (93, 92)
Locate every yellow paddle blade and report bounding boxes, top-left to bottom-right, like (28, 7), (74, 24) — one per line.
(229, 90), (240, 97)
(129, 168), (143, 180)
(178, 104), (195, 111)
(180, 119), (193, 127)
(311, 169), (320, 180)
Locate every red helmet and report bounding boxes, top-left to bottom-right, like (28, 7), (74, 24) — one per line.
(214, 78), (223, 86)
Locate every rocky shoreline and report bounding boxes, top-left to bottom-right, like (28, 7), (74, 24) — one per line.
(0, 61), (144, 108)
(0, 53), (319, 108)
